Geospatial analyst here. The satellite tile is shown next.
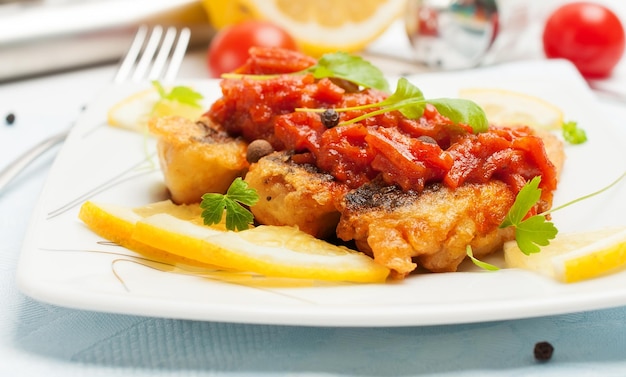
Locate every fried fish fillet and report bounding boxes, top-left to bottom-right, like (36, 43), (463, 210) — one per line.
(336, 179), (516, 278)
(335, 128), (565, 278)
(148, 116), (249, 204)
(244, 151), (346, 239)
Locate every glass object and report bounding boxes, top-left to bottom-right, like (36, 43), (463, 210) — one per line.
(405, 0), (499, 69)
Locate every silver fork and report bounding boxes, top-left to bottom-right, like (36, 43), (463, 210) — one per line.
(0, 25), (190, 193)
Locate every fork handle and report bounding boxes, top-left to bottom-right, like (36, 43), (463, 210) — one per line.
(0, 130), (69, 193)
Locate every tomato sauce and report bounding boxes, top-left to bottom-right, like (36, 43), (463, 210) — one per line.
(207, 48), (557, 206)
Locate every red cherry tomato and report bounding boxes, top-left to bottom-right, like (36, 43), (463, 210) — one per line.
(207, 21), (298, 77)
(543, 2), (625, 78)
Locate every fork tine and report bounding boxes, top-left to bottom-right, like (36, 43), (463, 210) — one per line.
(113, 25), (148, 84)
(163, 27), (191, 83)
(114, 25), (190, 84)
(148, 26), (177, 81)
(132, 25), (164, 82)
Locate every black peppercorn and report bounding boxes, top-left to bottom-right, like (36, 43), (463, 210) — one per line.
(534, 341), (554, 361)
(5, 112), (15, 125)
(246, 139), (274, 163)
(320, 109), (340, 128)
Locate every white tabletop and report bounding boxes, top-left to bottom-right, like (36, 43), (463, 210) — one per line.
(2, 2), (626, 376)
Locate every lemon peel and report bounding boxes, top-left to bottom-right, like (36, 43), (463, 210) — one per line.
(132, 213), (390, 283)
(78, 200), (216, 268)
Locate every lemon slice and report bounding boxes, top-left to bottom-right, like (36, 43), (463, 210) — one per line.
(107, 89), (203, 133)
(78, 200), (216, 268)
(504, 227), (626, 283)
(132, 213), (390, 283)
(202, 0), (406, 56)
(459, 88), (564, 130)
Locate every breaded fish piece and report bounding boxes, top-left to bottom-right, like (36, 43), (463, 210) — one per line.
(335, 128), (564, 278)
(336, 179), (516, 278)
(244, 151), (347, 239)
(149, 116), (249, 204)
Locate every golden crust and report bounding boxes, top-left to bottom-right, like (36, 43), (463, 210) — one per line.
(244, 152), (346, 239)
(336, 179), (516, 278)
(148, 116), (249, 204)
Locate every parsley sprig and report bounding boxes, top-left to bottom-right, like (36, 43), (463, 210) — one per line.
(501, 170), (626, 256)
(469, 170), (625, 270)
(561, 120), (587, 144)
(298, 77), (489, 133)
(222, 51), (389, 92)
(152, 81), (203, 108)
(200, 178), (259, 231)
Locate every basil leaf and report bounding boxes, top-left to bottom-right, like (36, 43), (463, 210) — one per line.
(427, 98), (489, 133)
(309, 52), (390, 92)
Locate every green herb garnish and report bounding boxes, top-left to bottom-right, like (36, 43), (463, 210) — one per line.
(499, 176), (558, 255)
(303, 52), (389, 92)
(470, 171), (624, 269)
(299, 77), (489, 133)
(200, 178), (259, 231)
(562, 120), (587, 144)
(152, 81), (203, 108)
(466, 246), (500, 271)
(222, 51), (389, 92)
(500, 171), (626, 255)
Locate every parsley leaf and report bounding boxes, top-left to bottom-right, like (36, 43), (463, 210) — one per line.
(152, 81), (203, 108)
(303, 77), (488, 133)
(513, 215), (558, 254)
(562, 120), (587, 144)
(499, 176), (558, 255)
(303, 52), (390, 92)
(200, 178), (259, 231)
(500, 176), (542, 229)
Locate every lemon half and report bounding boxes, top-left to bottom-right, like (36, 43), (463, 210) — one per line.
(202, 0), (406, 56)
(504, 227), (626, 283)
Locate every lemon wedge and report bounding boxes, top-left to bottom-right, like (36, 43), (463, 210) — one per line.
(202, 0), (406, 56)
(132, 213), (390, 283)
(107, 88), (203, 133)
(459, 88), (564, 130)
(504, 227), (626, 283)
(78, 200), (216, 268)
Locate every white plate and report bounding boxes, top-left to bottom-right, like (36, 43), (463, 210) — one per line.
(17, 60), (626, 327)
